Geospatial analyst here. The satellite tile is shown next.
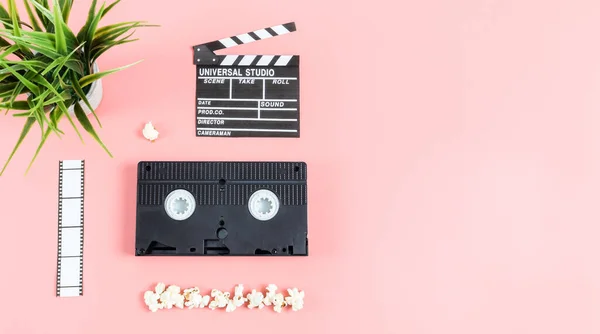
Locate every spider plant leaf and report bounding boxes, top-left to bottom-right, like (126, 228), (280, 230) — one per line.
(17, 29), (55, 44)
(0, 43), (20, 58)
(102, 0), (121, 18)
(26, 95), (45, 135)
(73, 102), (112, 157)
(29, 0), (54, 29)
(92, 21), (149, 44)
(36, 97), (61, 136)
(0, 116), (36, 176)
(59, 0), (73, 23)
(7, 0), (32, 57)
(28, 0), (52, 31)
(69, 71), (101, 127)
(34, 1), (76, 51)
(91, 38), (138, 62)
(81, 1), (105, 65)
(28, 89), (59, 135)
(41, 41), (83, 76)
(49, 102), (63, 124)
(4, 59), (48, 72)
(11, 60), (46, 71)
(0, 90), (28, 102)
(52, 0), (67, 54)
(0, 63), (32, 75)
(56, 100), (84, 142)
(93, 21), (138, 36)
(12, 111), (33, 116)
(1, 33), (55, 54)
(6, 0), (20, 29)
(23, 0), (42, 31)
(49, 108), (64, 135)
(0, 4), (11, 29)
(29, 72), (63, 104)
(5, 34), (60, 58)
(25, 123), (52, 174)
(0, 72), (12, 83)
(79, 60), (142, 88)
(0, 59), (40, 95)
(0, 36), (10, 48)
(62, 23), (77, 50)
(63, 59), (84, 76)
(90, 28), (138, 61)
(0, 81), (18, 93)
(76, 0), (97, 44)
(0, 100), (29, 109)
(8, 80), (24, 104)
(42, 90), (69, 105)
(91, 25), (136, 51)
(39, 55), (66, 76)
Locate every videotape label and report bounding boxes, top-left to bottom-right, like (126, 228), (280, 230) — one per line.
(193, 23), (300, 138)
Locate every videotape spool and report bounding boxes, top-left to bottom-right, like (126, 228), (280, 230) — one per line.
(248, 189), (280, 221)
(164, 189), (196, 221)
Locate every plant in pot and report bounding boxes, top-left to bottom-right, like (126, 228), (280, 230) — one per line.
(0, 0), (154, 175)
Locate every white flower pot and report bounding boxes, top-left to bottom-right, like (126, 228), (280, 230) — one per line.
(67, 62), (103, 115)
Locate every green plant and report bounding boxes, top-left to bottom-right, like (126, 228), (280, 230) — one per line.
(0, 0), (154, 175)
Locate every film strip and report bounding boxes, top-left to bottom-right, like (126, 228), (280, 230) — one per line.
(56, 160), (85, 297)
(193, 22), (300, 138)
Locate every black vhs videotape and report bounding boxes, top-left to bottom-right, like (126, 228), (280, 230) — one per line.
(135, 161), (308, 256)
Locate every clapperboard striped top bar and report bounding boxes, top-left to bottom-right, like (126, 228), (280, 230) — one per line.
(193, 22), (298, 67)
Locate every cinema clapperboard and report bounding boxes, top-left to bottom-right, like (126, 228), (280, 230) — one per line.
(193, 22), (300, 138)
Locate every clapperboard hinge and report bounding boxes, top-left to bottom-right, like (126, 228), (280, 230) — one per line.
(193, 22), (300, 138)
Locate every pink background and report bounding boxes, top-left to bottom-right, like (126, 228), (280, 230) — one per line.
(2, 0), (600, 333)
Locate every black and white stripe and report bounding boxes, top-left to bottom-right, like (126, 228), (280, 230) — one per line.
(214, 55), (298, 67)
(216, 23), (296, 49)
(56, 160), (85, 297)
(193, 22), (297, 65)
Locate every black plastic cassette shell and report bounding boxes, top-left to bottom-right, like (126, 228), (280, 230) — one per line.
(135, 161), (308, 256)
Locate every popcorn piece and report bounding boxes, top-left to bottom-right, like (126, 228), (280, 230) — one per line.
(183, 287), (199, 300)
(142, 121), (159, 141)
(184, 287), (210, 309)
(272, 293), (287, 313)
(225, 300), (237, 312)
(144, 290), (162, 312)
(208, 289), (229, 310)
(232, 284), (247, 307)
(285, 288), (305, 311)
(224, 284), (247, 312)
(234, 284), (245, 298)
(232, 295), (245, 307)
(263, 284), (278, 306)
(246, 289), (265, 309)
(155, 282), (166, 294)
(160, 285), (185, 309)
(144, 283), (167, 312)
